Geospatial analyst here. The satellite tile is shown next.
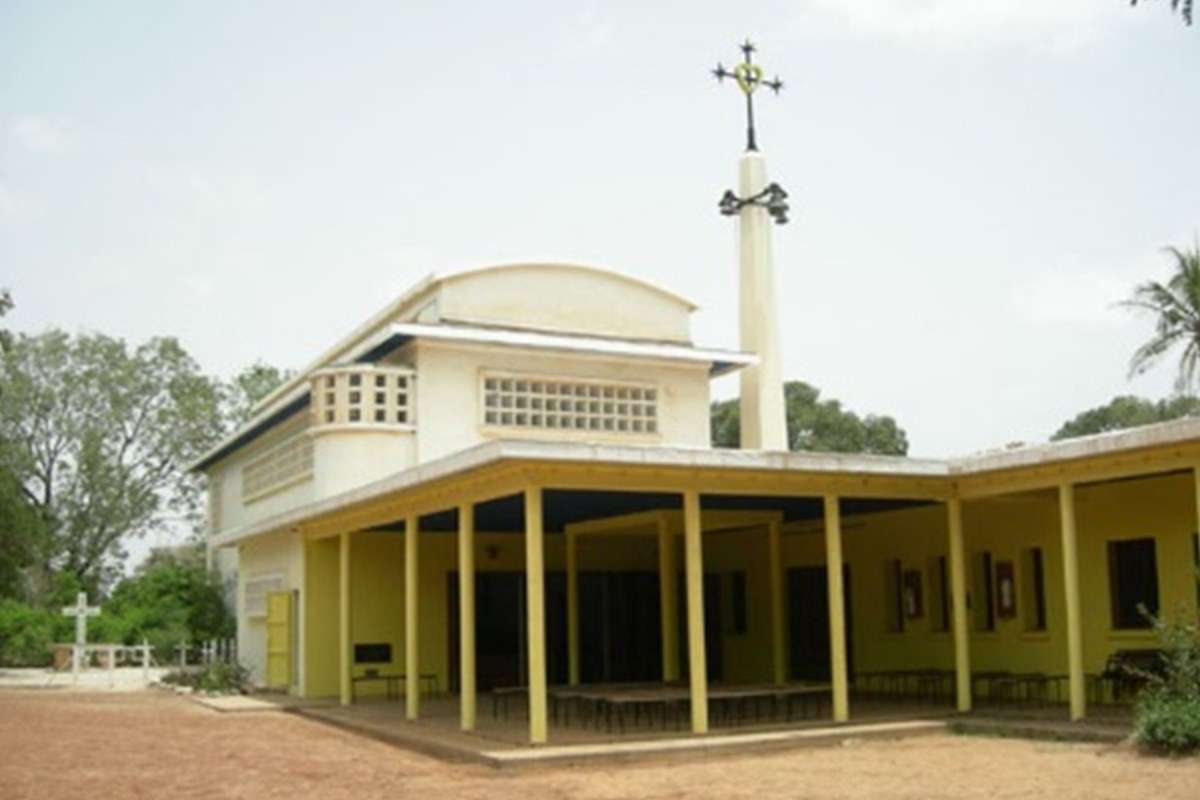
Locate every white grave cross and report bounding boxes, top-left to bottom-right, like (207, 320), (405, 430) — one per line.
(61, 591), (100, 676)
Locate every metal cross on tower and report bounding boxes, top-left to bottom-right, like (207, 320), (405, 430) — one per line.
(712, 38), (784, 153)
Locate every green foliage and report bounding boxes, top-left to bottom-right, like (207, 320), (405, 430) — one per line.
(161, 661), (251, 694)
(1131, 0), (1194, 26)
(1050, 395), (1200, 441)
(711, 381), (909, 455)
(93, 547), (233, 656)
(1122, 246), (1200, 392)
(0, 599), (67, 666)
(222, 362), (295, 427)
(1137, 695), (1200, 753)
(0, 330), (224, 593)
(1134, 610), (1200, 754)
(0, 452), (45, 601)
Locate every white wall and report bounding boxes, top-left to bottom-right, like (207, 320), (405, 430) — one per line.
(236, 530), (304, 688)
(209, 413), (315, 534)
(437, 263), (694, 343)
(413, 340), (712, 463)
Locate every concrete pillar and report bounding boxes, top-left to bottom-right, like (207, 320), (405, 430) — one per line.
(1059, 483), (1086, 720)
(566, 530), (580, 687)
(737, 151), (787, 451)
(657, 514), (679, 682)
(405, 514), (419, 720)
(768, 517), (786, 686)
(947, 497), (972, 712)
(524, 488), (548, 744)
(683, 489), (709, 733)
(823, 495), (849, 722)
(338, 531), (351, 706)
(458, 504), (476, 731)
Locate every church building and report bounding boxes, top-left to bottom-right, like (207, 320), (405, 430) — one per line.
(193, 48), (1200, 748)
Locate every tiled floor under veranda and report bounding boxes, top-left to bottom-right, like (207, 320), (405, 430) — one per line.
(277, 689), (1135, 760)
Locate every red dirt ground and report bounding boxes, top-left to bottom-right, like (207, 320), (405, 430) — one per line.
(1, 689), (1198, 800)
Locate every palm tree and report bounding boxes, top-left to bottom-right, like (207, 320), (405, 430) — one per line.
(1122, 245), (1200, 390)
(1130, 0), (1194, 26)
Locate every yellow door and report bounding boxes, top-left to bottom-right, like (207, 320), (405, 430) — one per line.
(265, 590), (293, 690)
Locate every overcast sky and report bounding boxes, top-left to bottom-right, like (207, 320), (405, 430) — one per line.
(3, 1), (1199, 468)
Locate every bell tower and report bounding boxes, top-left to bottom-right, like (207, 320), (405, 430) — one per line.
(713, 40), (789, 451)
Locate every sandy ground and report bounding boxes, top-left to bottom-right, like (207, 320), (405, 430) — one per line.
(1, 690), (1197, 800)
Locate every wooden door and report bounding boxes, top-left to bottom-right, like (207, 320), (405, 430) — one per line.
(265, 590), (293, 690)
(787, 566), (853, 682)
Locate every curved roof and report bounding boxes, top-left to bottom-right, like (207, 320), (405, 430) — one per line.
(434, 261), (699, 312)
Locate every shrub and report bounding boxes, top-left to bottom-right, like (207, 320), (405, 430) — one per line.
(160, 661), (250, 695)
(97, 549), (234, 660)
(1133, 609), (1200, 754)
(0, 600), (64, 667)
(1135, 694), (1200, 754)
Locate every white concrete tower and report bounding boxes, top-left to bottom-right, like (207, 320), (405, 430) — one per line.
(736, 150), (787, 450)
(714, 40), (788, 450)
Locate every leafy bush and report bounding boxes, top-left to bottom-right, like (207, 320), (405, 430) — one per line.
(0, 599), (67, 666)
(1136, 694), (1200, 754)
(160, 661), (250, 695)
(1133, 610), (1200, 754)
(94, 548), (233, 660)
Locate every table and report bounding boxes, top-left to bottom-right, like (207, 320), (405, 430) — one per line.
(544, 683), (833, 733)
(351, 672), (437, 702)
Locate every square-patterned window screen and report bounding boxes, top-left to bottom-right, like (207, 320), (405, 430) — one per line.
(482, 375), (658, 434)
(244, 574), (283, 619)
(242, 432), (313, 500)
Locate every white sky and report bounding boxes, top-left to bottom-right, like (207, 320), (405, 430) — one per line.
(2, 1), (1198, 474)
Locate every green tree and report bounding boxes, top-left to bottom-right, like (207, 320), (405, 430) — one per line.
(0, 289), (12, 352)
(711, 381), (909, 455)
(0, 331), (223, 595)
(1123, 246), (1200, 390)
(0, 290), (45, 600)
(93, 544), (233, 654)
(1051, 395), (1200, 441)
(1131, 0), (1194, 26)
(223, 362), (294, 427)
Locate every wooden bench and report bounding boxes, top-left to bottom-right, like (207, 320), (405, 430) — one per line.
(351, 672), (437, 702)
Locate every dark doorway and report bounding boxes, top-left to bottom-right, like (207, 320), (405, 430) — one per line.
(787, 565), (853, 681)
(448, 571), (567, 692)
(579, 571), (662, 683)
(678, 573), (724, 683)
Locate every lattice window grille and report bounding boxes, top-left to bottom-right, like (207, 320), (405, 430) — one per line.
(244, 574), (283, 619)
(481, 374), (658, 434)
(312, 367), (415, 428)
(241, 431), (314, 500)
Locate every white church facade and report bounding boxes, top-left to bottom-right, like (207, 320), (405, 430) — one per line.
(195, 149), (1200, 747)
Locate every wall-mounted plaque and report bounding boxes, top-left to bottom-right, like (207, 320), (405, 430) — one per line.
(996, 560), (1017, 619)
(902, 569), (924, 619)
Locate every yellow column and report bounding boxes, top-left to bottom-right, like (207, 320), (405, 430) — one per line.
(566, 529), (580, 687)
(524, 488), (548, 744)
(405, 514), (420, 720)
(458, 504), (476, 731)
(338, 531), (351, 706)
(947, 497), (972, 712)
(683, 490), (709, 733)
(768, 518), (786, 686)
(1059, 483), (1086, 720)
(823, 495), (849, 722)
(658, 514), (679, 682)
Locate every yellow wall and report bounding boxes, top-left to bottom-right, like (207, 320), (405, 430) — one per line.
(304, 537), (339, 698)
(709, 472), (1199, 684)
(298, 472), (1200, 699)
